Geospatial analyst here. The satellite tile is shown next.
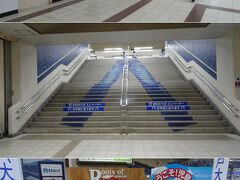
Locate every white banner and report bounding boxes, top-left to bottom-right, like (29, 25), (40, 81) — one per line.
(212, 158), (230, 180)
(0, 158), (23, 180)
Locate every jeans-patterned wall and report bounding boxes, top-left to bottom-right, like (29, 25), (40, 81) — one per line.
(37, 44), (88, 83)
(168, 40), (217, 79)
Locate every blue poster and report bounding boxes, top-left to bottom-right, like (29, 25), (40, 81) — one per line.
(146, 101), (188, 106)
(151, 164), (212, 180)
(63, 107), (104, 111)
(21, 159), (66, 180)
(147, 106), (190, 111)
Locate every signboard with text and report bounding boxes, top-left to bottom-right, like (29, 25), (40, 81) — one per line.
(67, 167), (145, 180)
(0, 158), (23, 180)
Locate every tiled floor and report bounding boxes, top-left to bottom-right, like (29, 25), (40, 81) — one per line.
(1, 0), (240, 22)
(1, 133), (240, 158)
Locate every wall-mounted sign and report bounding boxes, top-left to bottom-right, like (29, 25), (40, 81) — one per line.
(22, 159), (66, 180)
(151, 164), (212, 180)
(0, 158), (23, 180)
(79, 158), (132, 163)
(39, 162), (65, 180)
(67, 167), (145, 180)
(211, 158), (229, 180)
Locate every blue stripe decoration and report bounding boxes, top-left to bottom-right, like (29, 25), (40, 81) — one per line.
(146, 106), (191, 111)
(129, 59), (196, 132)
(168, 40), (217, 79)
(37, 44), (88, 83)
(61, 60), (124, 127)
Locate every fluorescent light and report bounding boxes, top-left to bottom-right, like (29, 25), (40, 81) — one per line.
(104, 48), (123, 51)
(104, 50), (123, 53)
(88, 48), (93, 51)
(134, 46), (153, 50)
(135, 49), (153, 52)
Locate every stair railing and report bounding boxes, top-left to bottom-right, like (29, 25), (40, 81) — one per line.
(16, 50), (88, 120)
(168, 48), (239, 119)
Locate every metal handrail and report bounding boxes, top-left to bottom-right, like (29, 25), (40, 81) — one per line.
(168, 48), (239, 118)
(16, 50), (88, 120)
(120, 55), (129, 107)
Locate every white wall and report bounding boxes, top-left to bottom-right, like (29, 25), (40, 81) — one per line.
(0, 40), (4, 135)
(168, 29), (240, 133)
(0, 0), (18, 14)
(8, 40), (89, 135)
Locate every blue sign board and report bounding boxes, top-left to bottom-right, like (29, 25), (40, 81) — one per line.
(66, 103), (105, 107)
(147, 106), (190, 111)
(146, 101), (188, 106)
(39, 161), (65, 180)
(63, 107), (104, 111)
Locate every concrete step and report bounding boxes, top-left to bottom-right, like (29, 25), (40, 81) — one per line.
(46, 101), (209, 107)
(53, 93), (202, 99)
(24, 126), (231, 134)
(49, 97), (206, 103)
(38, 110), (218, 116)
(29, 121), (227, 128)
(34, 115), (223, 122)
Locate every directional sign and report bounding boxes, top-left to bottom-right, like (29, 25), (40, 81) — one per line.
(63, 107), (104, 111)
(146, 101), (188, 106)
(66, 103), (105, 107)
(147, 106), (190, 111)
(211, 158), (230, 180)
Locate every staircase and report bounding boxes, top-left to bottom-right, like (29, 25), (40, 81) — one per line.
(24, 58), (232, 134)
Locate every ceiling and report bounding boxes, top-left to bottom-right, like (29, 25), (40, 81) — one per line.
(0, 23), (239, 45)
(26, 23), (209, 34)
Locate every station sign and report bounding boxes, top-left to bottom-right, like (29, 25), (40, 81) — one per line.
(66, 167), (145, 180)
(151, 164), (212, 180)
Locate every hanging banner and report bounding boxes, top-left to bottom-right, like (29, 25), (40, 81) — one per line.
(0, 158), (23, 180)
(66, 167), (145, 180)
(211, 158), (230, 180)
(151, 164), (213, 180)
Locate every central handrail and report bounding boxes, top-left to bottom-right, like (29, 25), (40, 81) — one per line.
(168, 48), (239, 118)
(16, 50), (88, 120)
(120, 55), (129, 107)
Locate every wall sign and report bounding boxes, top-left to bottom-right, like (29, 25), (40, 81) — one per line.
(66, 167), (145, 180)
(0, 158), (23, 180)
(151, 164), (213, 180)
(211, 158), (229, 180)
(22, 159), (66, 180)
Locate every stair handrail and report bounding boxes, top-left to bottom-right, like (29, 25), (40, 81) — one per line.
(16, 50), (88, 120)
(168, 48), (239, 118)
(120, 55), (129, 107)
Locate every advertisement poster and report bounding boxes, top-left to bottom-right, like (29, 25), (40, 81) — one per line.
(21, 159), (66, 180)
(151, 164), (213, 180)
(0, 158), (23, 180)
